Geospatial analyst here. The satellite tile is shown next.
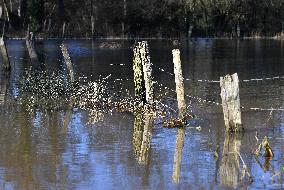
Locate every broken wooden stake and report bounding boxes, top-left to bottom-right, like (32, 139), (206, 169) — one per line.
(0, 36), (10, 71)
(220, 73), (243, 132)
(60, 43), (75, 83)
(133, 41), (154, 105)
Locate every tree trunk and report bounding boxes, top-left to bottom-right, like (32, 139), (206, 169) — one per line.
(25, 31), (39, 66)
(58, 0), (66, 37)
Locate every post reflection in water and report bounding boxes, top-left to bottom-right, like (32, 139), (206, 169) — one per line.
(172, 128), (185, 183)
(219, 133), (242, 188)
(0, 75), (9, 104)
(132, 111), (154, 165)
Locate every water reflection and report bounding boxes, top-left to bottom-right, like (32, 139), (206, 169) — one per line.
(0, 39), (284, 189)
(133, 111), (154, 165)
(0, 74), (9, 104)
(172, 128), (185, 183)
(219, 133), (242, 188)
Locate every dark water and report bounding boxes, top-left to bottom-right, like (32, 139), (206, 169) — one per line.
(0, 39), (284, 190)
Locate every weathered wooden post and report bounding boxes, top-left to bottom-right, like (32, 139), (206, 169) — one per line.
(133, 42), (146, 104)
(220, 73), (243, 132)
(132, 41), (154, 105)
(60, 43), (75, 83)
(141, 41), (154, 105)
(172, 49), (186, 183)
(173, 49), (186, 116)
(0, 36), (10, 71)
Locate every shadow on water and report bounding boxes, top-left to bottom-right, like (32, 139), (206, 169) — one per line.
(0, 39), (284, 189)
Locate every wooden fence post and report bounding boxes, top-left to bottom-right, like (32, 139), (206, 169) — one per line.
(133, 42), (146, 104)
(141, 41), (154, 105)
(220, 73), (243, 132)
(173, 49), (186, 117)
(172, 49), (186, 183)
(0, 36), (10, 71)
(60, 43), (75, 83)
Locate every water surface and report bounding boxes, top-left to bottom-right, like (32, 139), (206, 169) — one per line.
(0, 39), (284, 189)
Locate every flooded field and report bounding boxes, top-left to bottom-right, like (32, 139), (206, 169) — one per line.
(0, 39), (284, 189)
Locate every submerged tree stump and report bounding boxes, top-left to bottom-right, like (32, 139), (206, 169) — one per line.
(0, 36), (10, 71)
(60, 43), (75, 83)
(220, 73), (243, 132)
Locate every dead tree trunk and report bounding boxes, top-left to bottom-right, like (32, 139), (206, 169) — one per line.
(58, 0), (66, 38)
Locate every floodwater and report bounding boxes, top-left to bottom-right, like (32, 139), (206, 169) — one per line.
(0, 39), (284, 190)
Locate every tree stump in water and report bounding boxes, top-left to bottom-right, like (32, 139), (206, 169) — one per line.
(220, 73), (243, 132)
(0, 36), (10, 71)
(60, 43), (75, 83)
